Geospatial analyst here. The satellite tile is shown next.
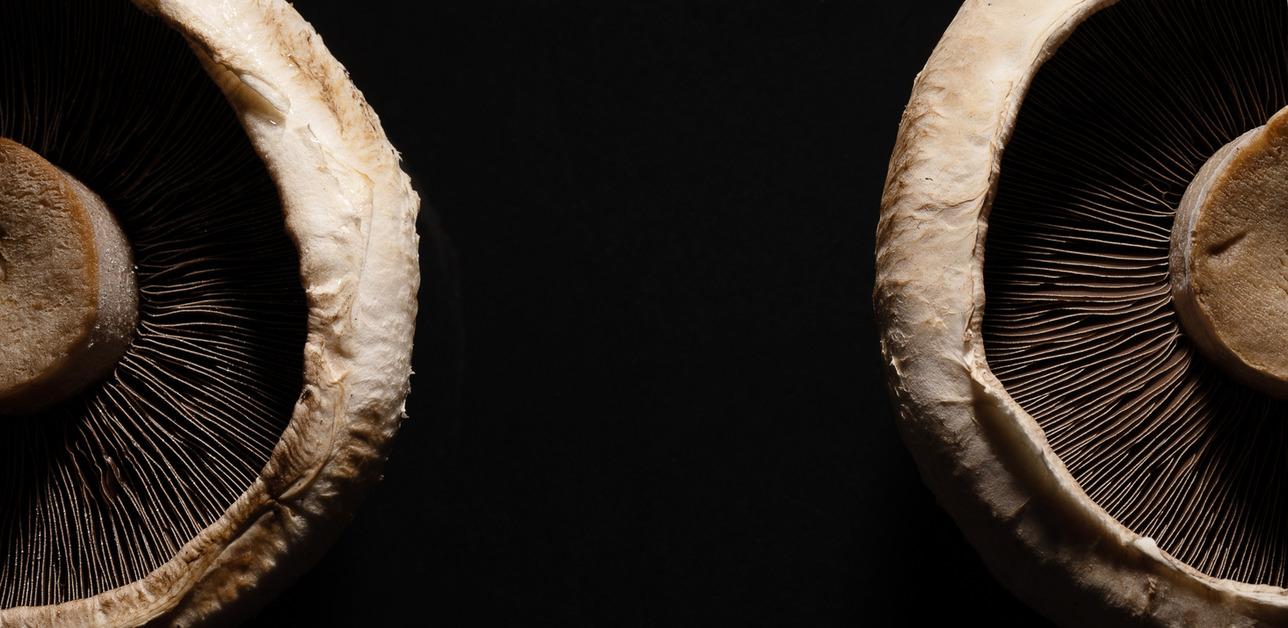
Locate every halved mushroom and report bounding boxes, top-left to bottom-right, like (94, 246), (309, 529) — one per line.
(878, 0), (1288, 624)
(0, 0), (418, 625)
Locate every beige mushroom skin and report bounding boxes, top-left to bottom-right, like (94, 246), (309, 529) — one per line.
(0, 0), (420, 625)
(1171, 106), (1288, 399)
(878, 0), (1288, 625)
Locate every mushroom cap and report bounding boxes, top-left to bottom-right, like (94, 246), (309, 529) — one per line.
(877, 0), (1288, 624)
(0, 0), (419, 625)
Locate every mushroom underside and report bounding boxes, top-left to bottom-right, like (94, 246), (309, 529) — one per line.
(984, 0), (1288, 588)
(0, 0), (306, 607)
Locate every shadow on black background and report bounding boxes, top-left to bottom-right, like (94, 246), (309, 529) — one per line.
(249, 1), (1051, 625)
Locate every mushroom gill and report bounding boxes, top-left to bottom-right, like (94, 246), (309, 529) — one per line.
(0, 0), (305, 606)
(983, 0), (1288, 587)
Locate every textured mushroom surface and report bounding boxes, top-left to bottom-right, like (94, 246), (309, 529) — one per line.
(984, 0), (1288, 588)
(0, 137), (138, 415)
(1170, 107), (1288, 399)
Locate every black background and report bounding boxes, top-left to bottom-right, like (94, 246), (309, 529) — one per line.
(248, 1), (1051, 625)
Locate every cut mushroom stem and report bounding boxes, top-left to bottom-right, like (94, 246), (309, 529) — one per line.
(0, 137), (137, 415)
(1172, 106), (1288, 398)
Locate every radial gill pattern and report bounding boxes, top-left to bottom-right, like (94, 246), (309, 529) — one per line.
(0, 1), (306, 606)
(984, 0), (1288, 587)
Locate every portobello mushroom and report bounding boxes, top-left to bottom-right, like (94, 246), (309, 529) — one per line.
(878, 0), (1288, 624)
(0, 0), (419, 625)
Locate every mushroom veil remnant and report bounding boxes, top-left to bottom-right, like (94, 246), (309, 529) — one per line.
(0, 0), (419, 625)
(878, 0), (1288, 625)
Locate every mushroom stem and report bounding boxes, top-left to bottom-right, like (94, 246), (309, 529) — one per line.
(0, 138), (137, 414)
(1171, 106), (1288, 397)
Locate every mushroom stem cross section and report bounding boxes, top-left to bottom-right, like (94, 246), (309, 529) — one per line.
(0, 137), (137, 414)
(1172, 106), (1288, 398)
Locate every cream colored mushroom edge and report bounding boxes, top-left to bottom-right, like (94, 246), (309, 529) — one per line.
(879, 0), (1288, 625)
(0, 0), (418, 625)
